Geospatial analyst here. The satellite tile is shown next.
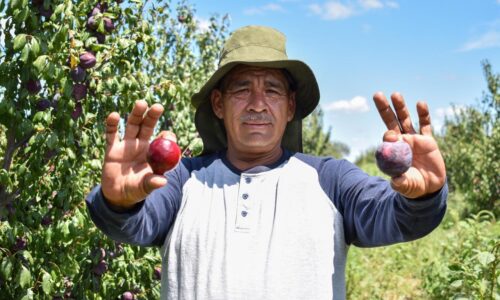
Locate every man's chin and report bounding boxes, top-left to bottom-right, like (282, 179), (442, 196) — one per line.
(236, 140), (280, 154)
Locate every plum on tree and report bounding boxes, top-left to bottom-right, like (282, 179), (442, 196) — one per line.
(79, 52), (96, 69)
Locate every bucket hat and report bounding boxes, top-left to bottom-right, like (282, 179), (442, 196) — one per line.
(191, 25), (320, 154)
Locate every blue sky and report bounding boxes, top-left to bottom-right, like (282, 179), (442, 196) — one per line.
(194, 0), (500, 161)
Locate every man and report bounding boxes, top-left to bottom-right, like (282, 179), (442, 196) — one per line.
(86, 25), (447, 299)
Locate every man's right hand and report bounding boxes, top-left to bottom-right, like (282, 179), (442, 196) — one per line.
(101, 100), (170, 209)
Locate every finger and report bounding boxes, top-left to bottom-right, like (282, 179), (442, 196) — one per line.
(137, 104), (164, 140)
(124, 100), (149, 139)
(105, 112), (120, 146)
(417, 101), (433, 136)
(142, 173), (168, 195)
(373, 92), (401, 133)
(382, 130), (400, 142)
(391, 92), (416, 134)
(157, 130), (177, 143)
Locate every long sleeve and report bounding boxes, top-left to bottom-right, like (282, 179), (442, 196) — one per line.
(85, 164), (184, 247)
(298, 154), (448, 247)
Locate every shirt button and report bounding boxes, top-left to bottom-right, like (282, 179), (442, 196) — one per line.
(245, 177), (252, 184)
(242, 193), (249, 200)
(241, 211), (248, 217)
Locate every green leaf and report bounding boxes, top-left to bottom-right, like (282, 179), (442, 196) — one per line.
(20, 44), (30, 63)
(0, 257), (13, 279)
(47, 133), (59, 149)
(0, 169), (9, 186)
(61, 221), (70, 237)
(53, 3), (65, 16)
(13, 34), (27, 51)
(18, 265), (31, 288)
(33, 111), (45, 123)
(20, 289), (34, 300)
(30, 38), (40, 57)
(42, 272), (52, 294)
(450, 279), (462, 289)
(477, 251), (495, 266)
(10, 0), (20, 9)
(33, 55), (49, 74)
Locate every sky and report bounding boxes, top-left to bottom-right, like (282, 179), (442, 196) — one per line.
(194, 0), (500, 161)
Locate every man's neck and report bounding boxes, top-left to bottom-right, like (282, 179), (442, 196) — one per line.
(225, 146), (284, 171)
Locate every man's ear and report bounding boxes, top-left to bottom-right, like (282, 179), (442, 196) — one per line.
(211, 89), (224, 119)
(287, 92), (296, 122)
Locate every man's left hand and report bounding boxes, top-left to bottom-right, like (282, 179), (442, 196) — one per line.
(373, 92), (446, 199)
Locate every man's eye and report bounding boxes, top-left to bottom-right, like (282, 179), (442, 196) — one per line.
(266, 89), (282, 95)
(234, 89), (250, 95)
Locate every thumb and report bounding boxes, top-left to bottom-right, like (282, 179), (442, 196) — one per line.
(390, 167), (425, 199)
(142, 173), (168, 195)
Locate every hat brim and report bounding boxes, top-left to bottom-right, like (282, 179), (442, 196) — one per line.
(192, 60), (320, 155)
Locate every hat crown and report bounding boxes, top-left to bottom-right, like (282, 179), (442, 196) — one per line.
(219, 26), (288, 67)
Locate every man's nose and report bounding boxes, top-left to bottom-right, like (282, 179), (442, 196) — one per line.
(247, 89), (267, 112)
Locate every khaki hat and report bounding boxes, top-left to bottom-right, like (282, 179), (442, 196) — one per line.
(191, 25), (320, 154)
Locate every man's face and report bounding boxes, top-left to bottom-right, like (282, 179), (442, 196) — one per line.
(211, 65), (296, 155)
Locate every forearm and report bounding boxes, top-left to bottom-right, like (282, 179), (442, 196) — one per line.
(335, 161), (448, 247)
(85, 185), (174, 247)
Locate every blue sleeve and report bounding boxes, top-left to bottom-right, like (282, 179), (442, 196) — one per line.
(85, 161), (186, 247)
(298, 154), (448, 247)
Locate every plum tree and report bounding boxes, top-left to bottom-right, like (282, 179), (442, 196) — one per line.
(0, 0), (228, 298)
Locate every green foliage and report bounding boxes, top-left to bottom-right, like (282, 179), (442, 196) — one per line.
(354, 147), (389, 179)
(346, 190), (499, 299)
(437, 60), (499, 216)
(0, 0), (228, 298)
(422, 211), (499, 300)
(302, 107), (349, 158)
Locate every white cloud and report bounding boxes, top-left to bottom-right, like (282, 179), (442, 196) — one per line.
(385, 1), (399, 8)
(309, 0), (398, 20)
(309, 2), (355, 20)
(432, 105), (467, 133)
(434, 105), (466, 119)
(359, 0), (383, 10)
(244, 3), (286, 15)
(323, 96), (370, 112)
(458, 31), (500, 51)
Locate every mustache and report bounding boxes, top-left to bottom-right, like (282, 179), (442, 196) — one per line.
(239, 113), (273, 123)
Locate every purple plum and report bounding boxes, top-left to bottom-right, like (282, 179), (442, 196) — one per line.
(72, 83), (87, 100)
(26, 79), (42, 94)
(92, 260), (108, 276)
(79, 52), (96, 69)
(103, 18), (115, 32)
(70, 66), (86, 82)
(375, 140), (413, 177)
(153, 267), (161, 280)
(71, 102), (83, 120)
(86, 16), (98, 30)
(94, 32), (106, 44)
(121, 291), (134, 300)
(14, 237), (27, 251)
(36, 99), (52, 111)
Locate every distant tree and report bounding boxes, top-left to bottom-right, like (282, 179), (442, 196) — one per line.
(302, 108), (349, 158)
(437, 60), (499, 216)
